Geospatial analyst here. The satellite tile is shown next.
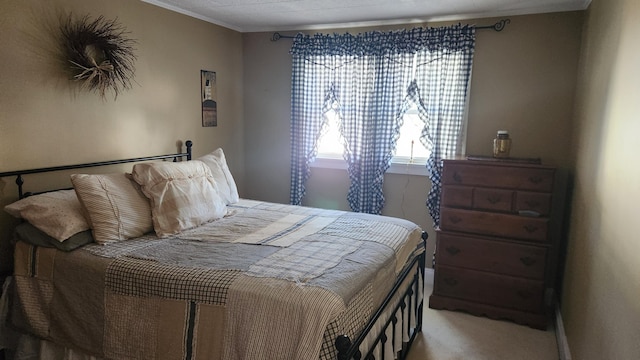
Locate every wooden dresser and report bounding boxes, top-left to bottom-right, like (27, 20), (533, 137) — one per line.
(429, 158), (564, 329)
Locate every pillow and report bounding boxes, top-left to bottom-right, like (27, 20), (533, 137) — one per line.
(71, 173), (153, 245)
(197, 148), (239, 204)
(4, 190), (90, 242)
(14, 222), (94, 252)
(131, 161), (227, 237)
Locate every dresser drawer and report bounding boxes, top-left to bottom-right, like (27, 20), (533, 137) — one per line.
(440, 208), (549, 243)
(442, 186), (515, 213)
(436, 232), (547, 279)
(442, 162), (554, 192)
(433, 265), (545, 312)
(515, 191), (552, 216)
(473, 188), (514, 212)
(441, 185), (473, 208)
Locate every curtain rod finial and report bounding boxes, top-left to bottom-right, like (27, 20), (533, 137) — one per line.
(494, 19), (511, 32)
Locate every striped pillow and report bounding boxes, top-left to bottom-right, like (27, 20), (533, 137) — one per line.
(131, 161), (227, 237)
(71, 173), (153, 245)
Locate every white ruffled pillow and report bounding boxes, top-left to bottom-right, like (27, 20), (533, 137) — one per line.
(197, 148), (239, 204)
(131, 161), (227, 237)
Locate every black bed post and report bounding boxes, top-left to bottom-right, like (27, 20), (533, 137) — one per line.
(16, 174), (24, 199)
(418, 231), (428, 332)
(185, 140), (193, 161)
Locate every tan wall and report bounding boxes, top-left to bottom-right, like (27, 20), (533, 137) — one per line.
(0, 0), (244, 272)
(562, 0), (640, 358)
(242, 12), (583, 261)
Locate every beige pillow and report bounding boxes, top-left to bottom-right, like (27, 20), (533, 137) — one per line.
(131, 161), (227, 237)
(4, 190), (90, 242)
(71, 173), (153, 245)
(197, 148), (239, 204)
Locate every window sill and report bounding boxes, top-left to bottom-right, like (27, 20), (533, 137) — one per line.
(310, 158), (428, 176)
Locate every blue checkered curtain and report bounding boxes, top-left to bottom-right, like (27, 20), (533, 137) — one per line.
(289, 25), (474, 218)
(410, 25), (476, 226)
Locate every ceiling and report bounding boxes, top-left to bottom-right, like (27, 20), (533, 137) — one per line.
(140, 0), (591, 33)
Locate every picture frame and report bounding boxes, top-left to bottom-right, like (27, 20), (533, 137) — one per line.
(201, 70), (217, 127)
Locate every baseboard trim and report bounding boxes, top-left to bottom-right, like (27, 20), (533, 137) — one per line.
(555, 303), (572, 360)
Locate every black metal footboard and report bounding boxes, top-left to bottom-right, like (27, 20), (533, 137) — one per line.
(335, 231), (427, 360)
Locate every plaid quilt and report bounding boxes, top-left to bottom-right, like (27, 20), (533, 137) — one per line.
(11, 200), (423, 360)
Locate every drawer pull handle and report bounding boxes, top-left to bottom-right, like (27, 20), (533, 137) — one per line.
(487, 195), (501, 204)
(449, 216), (462, 224)
(444, 277), (458, 286)
(517, 290), (533, 299)
(523, 225), (538, 233)
(445, 246), (461, 256)
(520, 257), (536, 266)
(453, 172), (462, 183)
(528, 176), (543, 184)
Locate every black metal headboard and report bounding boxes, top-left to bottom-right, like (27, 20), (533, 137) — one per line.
(0, 140), (192, 199)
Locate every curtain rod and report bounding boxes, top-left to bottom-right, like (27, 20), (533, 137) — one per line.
(270, 18), (510, 41)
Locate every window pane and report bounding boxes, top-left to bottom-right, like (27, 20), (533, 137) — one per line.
(317, 109), (343, 156)
(395, 110), (430, 160)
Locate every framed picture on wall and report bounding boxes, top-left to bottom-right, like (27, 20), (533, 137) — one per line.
(201, 70), (217, 127)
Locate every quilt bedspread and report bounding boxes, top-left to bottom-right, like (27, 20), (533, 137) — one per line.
(11, 200), (423, 360)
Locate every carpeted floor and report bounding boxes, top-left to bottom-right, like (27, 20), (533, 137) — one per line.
(406, 269), (559, 360)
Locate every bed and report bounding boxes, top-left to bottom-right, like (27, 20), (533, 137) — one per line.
(0, 141), (427, 360)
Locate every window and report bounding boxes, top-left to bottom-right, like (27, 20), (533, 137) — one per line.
(289, 25), (475, 215)
(314, 105), (429, 174)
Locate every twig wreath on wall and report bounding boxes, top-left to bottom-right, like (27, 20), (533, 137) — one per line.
(59, 13), (137, 99)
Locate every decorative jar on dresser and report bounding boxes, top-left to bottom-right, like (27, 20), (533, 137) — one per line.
(429, 158), (565, 329)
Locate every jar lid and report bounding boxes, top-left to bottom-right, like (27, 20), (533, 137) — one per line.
(497, 130), (509, 135)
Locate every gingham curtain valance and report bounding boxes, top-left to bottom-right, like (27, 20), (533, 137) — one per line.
(290, 26), (475, 57)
